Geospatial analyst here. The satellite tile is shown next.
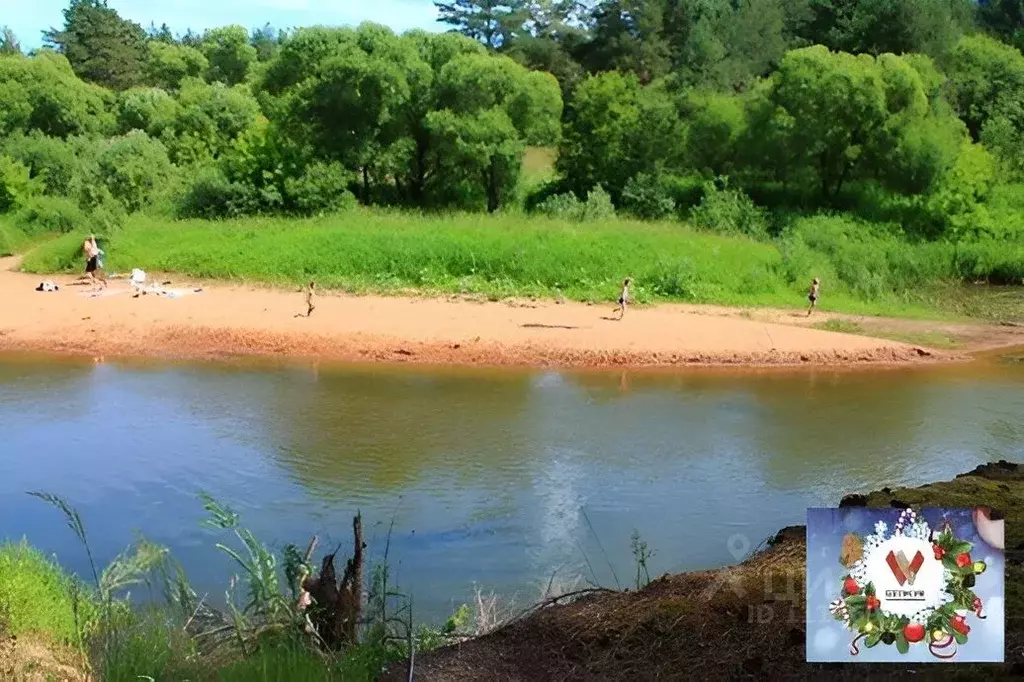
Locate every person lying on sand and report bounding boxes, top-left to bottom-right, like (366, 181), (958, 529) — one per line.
(806, 277), (820, 317)
(305, 280), (316, 317)
(613, 278), (630, 320)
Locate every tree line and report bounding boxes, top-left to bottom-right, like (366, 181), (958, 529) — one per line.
(0, 0), (1023, 247)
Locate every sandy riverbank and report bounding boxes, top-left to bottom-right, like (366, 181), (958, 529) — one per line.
(2, 257), (1019, 368)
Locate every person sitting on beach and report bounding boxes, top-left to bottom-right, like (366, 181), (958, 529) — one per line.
(305, 280), (316, 317)
(614, 278), (630, 320)
(807, 277), (820, 316)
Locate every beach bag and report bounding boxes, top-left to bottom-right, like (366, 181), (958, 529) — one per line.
(131, 268), (146, 285)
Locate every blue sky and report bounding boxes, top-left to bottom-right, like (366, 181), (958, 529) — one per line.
(7, 1), (443, 50)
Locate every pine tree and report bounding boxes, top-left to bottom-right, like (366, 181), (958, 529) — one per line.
(0, 26), (21, 55)
(435, 0), (531, 50)
(43, 0), (148, 90)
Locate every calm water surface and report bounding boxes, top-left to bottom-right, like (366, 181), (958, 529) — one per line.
(1, 355), (1022, 623)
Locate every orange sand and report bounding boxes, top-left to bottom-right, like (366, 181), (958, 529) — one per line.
(0, 257), (957, 368)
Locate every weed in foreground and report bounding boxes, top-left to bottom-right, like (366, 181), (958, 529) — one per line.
(12, 490), (498, 681)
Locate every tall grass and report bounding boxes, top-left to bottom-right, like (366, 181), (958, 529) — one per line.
(0, 491), (493, 681)
(14, 202), (1024, 320)
(0, 540), (97, 644)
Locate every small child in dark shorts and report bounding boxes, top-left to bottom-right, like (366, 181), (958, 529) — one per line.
(305, 281), (316, 317)
(615, 278), (630, 320)
(807, 277), (820, 316)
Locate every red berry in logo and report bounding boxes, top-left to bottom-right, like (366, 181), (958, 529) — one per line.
(956, 552), (971, 568)
(866, 595), (880, 611)
(932, 544), (944, 559)
(951, 615), (970, 636)
(903, 623), (926, 643)
(843, 577), (859, 596)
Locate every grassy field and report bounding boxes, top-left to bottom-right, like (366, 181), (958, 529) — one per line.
(19, 208), (996, 320)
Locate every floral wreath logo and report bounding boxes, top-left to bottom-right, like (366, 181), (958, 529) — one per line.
(828, 509), (988, 659)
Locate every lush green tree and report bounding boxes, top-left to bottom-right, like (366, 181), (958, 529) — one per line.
(0, 52), (115, 138)
(748, 46), (961, 201)
(282, 25), (413, 198)
(981, 115), (1024, 179)
(44, 0), (148, 90)
(660, 0), (789, 91)
(394, 31), (488, 204)
(260, 26), (362, 96)
(680, 90), (748, 177)
(251, 24), (286, 62)
(979, 0), (1024, 52)
(145, 41), (208, 90)
(427, 108), (523, 211)
(557, 71), (683, 201)
(95, 130), (173, 212)
(500, 1), (588, 100)
(945, 34), (1024, 141)
(163, 78), (262, 165)
(0, 155), (40, 212)
(435, 0), (530, 49)
(429, 51), (561, 209)
(200, 25), (258, 85)
(117, 87), (180, 136)
(146, 22), (175, 44)
(435, 52), (561, 145)
(266, 26), (558, 211)
(0, 131), (82, 196)
(801, 0), (976, 58)
(576, 0), (672, 84)
(924, 139), (998, 239)
(0, 26), (21, 56)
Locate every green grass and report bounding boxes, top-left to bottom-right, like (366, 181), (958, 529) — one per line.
(813, 319), (962, 349)
(0, 218), (29, 257)
(870, 329), (962, 349)
(812, 319), (864, 335)
(0, 540), (96, 644)
(20, 208), (973, 319)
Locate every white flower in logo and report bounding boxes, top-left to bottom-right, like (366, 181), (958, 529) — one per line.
(874, 521), (888, 537)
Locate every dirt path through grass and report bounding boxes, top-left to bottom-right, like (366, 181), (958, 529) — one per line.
(2, 256), (1019, 368)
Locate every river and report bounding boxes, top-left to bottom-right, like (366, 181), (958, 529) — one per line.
(1, 354), (1022, 624)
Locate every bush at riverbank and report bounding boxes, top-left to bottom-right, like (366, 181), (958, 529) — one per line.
(0, 494), (479, 681)
(18, 209), (1024, 320)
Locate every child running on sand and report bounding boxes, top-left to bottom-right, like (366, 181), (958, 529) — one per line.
(305, 280), (316, 317)
(807, 277), (820, 316)
(614, 278), (630, 320)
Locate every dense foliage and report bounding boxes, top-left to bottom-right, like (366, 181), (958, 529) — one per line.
(1, 0), (1023, 287)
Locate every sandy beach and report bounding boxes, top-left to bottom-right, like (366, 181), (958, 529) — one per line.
(3, 257), (1019, 368)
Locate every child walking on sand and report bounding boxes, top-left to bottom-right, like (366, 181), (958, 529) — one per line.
(614, 278), (630, 320)
(807, 277), (820, 316)
(305, 280), (316, 317)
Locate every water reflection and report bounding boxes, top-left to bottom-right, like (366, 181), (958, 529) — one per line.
(0, 355), (1022, 623)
